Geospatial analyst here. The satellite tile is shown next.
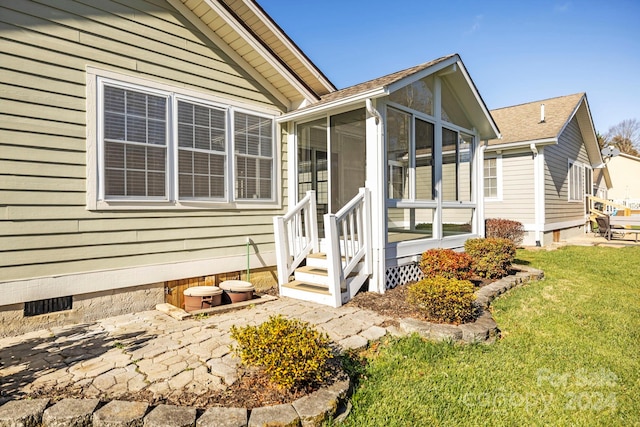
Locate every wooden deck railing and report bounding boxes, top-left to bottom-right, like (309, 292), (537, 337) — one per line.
(587, 195), (630, 221)
(273, 190), (319, 286)
(324, 188), (372, 307)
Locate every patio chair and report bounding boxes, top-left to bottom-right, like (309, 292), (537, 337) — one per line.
(595, 215), (626, 240)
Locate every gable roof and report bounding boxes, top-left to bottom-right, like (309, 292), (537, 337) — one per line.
(488, 93), (585, 145)
(487, 93), (603, 166)
(278, 54), (500, 140)
(171, 0), (335, 108)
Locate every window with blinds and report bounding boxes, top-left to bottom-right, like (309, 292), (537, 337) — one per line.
(97, 79), (275, 206)
(234, 112), (273, 200)
(177, 101), (226, 199)
(103, 86), (167, 198)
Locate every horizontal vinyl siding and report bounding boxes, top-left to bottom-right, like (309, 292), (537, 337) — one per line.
(544, 117), (589, 224)
(0, 0), (287, 284)
(484, 153), (536, 224)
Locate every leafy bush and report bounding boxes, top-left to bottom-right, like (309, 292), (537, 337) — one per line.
(464, 238), (516, 279)
(419, 249), (474, 280)
(407, 277), (477, 324)
(230, 315), (333, 391)
(485, 218), (525, 246)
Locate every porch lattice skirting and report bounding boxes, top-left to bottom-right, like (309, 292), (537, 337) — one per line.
(385, 263), (423, 289)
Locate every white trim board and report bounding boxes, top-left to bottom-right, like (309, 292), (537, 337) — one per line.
(1, 252), (276, 306)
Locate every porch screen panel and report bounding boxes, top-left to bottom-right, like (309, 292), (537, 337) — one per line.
(387, 207), (435, 242)
(458, 133), (472, 201)
(388, 75), (434, 116)
(415, 118), (434, 200)
(387, 108), (410, 199)
(177, 101), (226, 199)
(234, 112), (273, 200)
(442, 208), (473, 237)
(441, 128), (458, 201)
(103, 85), (167, 198)
(330, 109), (366, 211)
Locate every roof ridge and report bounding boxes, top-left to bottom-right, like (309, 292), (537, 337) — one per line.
(491, 92), (585, 112)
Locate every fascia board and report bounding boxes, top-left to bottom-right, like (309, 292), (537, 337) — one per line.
(168, 0), (292, 109)
(276, 87), (387, 123)
(385, 55), (458, 94)
(457, 60), (501, 140)
(202, 0), (319, 103)
(243, 0), (336, 93)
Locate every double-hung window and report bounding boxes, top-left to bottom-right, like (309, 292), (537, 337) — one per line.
(568, 160), (585, 202)
(93, 76), (276, 209)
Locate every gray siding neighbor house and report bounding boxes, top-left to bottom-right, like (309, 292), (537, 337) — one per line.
(483, 93), (606, 246)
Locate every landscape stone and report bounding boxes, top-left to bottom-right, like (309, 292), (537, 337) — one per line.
(292, 389), (339, 427)
(93, 400), (149, 427)
(196, 407), (247, 427)
(143, 405), (196, 427)
(248, 404), (299, 427)
(42, 398), (99, 427)
(0, 398), (49, 427)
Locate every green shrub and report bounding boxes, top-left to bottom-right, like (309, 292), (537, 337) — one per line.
(485, 218), (525, 246)
(419, 249), (474, 280)
(230, 315), (333, 391)
(464, 237), (516, 279)
(407, 277), (477, 324)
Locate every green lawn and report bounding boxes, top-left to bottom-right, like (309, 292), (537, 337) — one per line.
(336, 246), (640, 426)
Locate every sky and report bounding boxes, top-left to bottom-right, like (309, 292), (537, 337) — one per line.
(258, 0), (639, 135)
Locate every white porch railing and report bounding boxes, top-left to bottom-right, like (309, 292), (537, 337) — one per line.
(324, 187), (372, 306)
(273, 190), (319, 286)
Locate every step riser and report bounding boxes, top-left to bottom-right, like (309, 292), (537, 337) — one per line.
(294, 271), (328, 285)
(306, 257), (328, 268)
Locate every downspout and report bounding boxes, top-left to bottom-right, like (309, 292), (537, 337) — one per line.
(365, 98), (386, 294)
(531, 143), (542, 246)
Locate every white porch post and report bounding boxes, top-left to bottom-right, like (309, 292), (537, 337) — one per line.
(533, 145), (546, 245)
(477, 138), (486, 237)
(365, 98), (386, 294)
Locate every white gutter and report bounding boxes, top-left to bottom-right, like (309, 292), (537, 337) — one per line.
(486, 137), (557, 151)
(276, 87), (387, 123)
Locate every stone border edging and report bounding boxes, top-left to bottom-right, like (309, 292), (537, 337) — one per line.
(0, 378), (350, 427)
(397, 265), (544, 343)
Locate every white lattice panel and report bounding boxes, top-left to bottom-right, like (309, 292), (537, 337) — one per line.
(385, 263), (423, 289)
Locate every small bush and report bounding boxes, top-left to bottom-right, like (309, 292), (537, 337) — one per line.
(407, 277), (477, 324)
(419, 249), (474, 280)
(464, 237), (516, 279)
(485, 218), (525, 246)
(230, 315), (333, 391)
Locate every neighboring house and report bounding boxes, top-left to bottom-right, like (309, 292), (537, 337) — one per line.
(604, 153), (640, 209)
(0, 0), (497, 335)
(483, 93), (606, 246)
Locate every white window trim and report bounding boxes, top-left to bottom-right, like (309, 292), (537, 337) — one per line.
(86, 67), (280, 210)
(567, 159), (586, 203)
(484, 154), (502, 201)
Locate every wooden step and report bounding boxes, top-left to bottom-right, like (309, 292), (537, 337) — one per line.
(282, 280), (330, 295)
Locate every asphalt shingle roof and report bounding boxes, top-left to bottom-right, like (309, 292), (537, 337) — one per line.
(488, 93), (585, 145)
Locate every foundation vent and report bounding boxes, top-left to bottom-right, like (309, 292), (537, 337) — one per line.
(24, 296), (73, 317)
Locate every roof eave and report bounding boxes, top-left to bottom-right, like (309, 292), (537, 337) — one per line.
(276, 87), (387, 122)
(486, 137), (558, 151)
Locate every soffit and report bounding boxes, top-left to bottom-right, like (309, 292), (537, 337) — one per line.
(177, 0), (334, 108)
